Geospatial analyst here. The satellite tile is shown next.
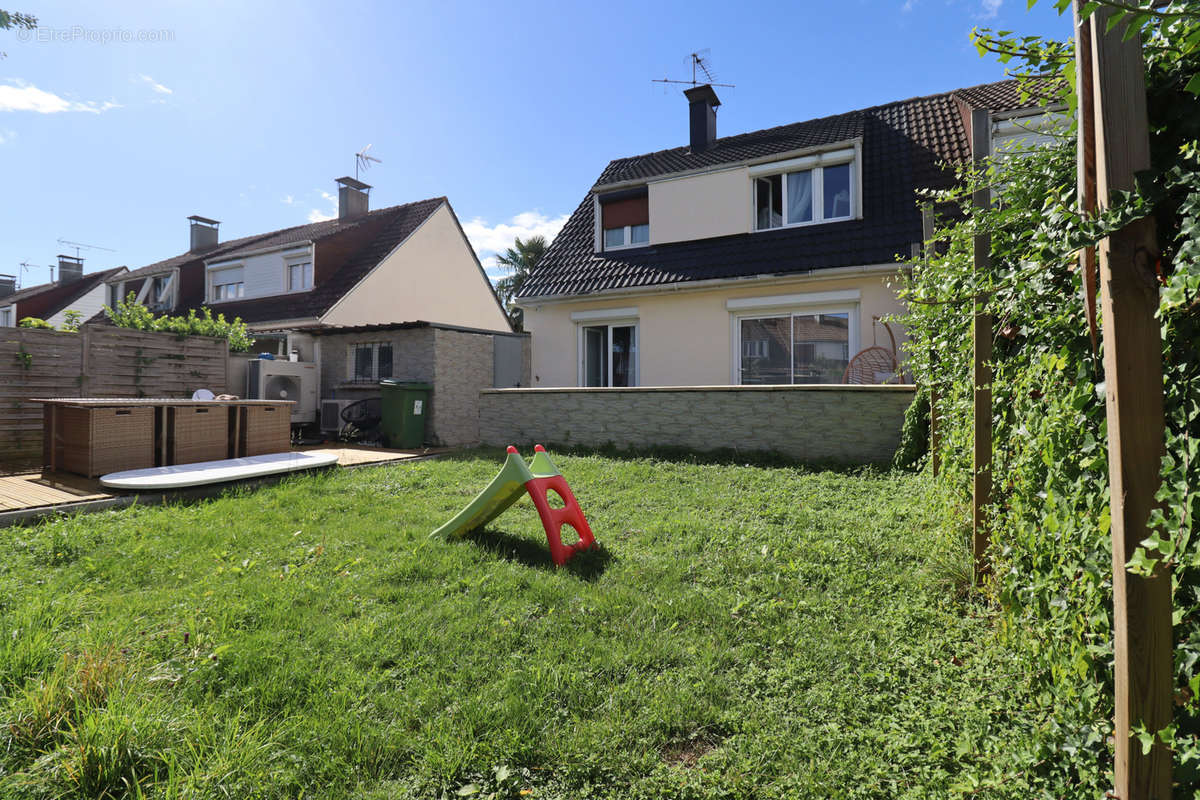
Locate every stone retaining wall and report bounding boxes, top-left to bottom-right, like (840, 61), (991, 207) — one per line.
(478, 385), (915, 464)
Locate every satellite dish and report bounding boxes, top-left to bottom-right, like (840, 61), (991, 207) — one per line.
(191, 388), (215, 401)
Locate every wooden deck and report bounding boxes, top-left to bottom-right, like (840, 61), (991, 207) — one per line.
(0, 444), (449, 520)
(0, 472), (108, 511)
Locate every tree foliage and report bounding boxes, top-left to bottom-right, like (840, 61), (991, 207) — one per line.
(493, 235), (547, 332)
(898, 3), (1200, 793)
(0, 8), (36, 59)
(104, 293), (254, 352)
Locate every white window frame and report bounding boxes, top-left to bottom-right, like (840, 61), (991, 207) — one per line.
(749, 145), (860, 232)
(346, 341), (394, 383)
(602, 222), (650, 252)
(209, 265), (245, 303)
(571, 308), (640, 387)
(0, 307), (11, 327)
(285, 258), (313, 293)
(136, 271), (177, 309)
(728, 292), (860, 385)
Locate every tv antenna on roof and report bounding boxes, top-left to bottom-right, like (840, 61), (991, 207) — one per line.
(17, 260), (41, 287)
(355, 144), (382, 181)
(652, 50), (735, 89)
(56, 238), (116, 259)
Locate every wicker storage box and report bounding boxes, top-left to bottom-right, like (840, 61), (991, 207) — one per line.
(167, 405), (231, 465)
(54, 405), (155, 477)
(238, 403), (291, 457)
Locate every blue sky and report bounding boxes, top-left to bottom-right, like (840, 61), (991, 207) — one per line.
(0, 0), (1072, 287)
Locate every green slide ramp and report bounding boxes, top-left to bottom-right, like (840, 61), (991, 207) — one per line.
(431, 448), (561, 540)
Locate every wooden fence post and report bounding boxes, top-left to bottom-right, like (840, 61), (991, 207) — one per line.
(971, 108), (993, 580)
(1076, 5), (1172, 797)
(79, 325), (90, 397)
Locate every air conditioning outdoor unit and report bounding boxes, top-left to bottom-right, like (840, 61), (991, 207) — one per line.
(319, 398), (354, 434)
(246, 359), (319, 424)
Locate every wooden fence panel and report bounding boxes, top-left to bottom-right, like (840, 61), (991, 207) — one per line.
(0, 327), (229, 467)
(84, 328), (227, 399)
(0, 329), (84, 464)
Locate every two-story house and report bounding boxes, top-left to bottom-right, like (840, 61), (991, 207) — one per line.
(516, 79), (1059, 388)
(0, 259), (127, 328)
(106, 178), (511, 357)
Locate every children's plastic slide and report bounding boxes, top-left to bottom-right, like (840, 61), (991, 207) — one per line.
(431, 445), (596, 566)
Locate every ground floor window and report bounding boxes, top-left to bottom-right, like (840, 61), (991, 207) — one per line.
(581, 323), (637, 387)
(738, 311), (851, 384)
(348, 342), (394, 383)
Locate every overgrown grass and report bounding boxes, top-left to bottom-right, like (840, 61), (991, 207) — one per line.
(0, 451), (1037, 798)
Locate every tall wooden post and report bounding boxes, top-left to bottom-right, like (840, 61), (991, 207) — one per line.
(971, 108), (992, 580)
(922, 204), (942, 476)
(1076, 5), (1172, 797)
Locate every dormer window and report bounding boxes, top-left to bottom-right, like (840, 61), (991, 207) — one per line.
(287, 260), (313, 292)
(751, 147), (857, 231)
(210, 266), (244, 302)
(598, 189), (649, 252)
(604, 223), (649, 250)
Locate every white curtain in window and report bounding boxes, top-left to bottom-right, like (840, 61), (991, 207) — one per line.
(786, 171), (813, 224)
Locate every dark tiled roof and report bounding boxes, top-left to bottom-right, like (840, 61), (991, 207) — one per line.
(124, 201), (442, 280)
(2, 267), (127, 318)
(172, 198), (446, 324)
(520, 79), (1051, 300)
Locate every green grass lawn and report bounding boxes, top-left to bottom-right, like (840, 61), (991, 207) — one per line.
(0, 451), (1032, 799)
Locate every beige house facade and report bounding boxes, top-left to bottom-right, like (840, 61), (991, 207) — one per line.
(518, 79), (1054, 389)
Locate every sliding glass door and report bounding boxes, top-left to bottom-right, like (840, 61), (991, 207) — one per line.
(582, 324), (638, 387)
(738, 312), (850, 384)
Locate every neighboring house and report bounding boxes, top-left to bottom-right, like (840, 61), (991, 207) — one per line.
(97, 178), (524, 444)
(0, 259), (127, 328)
(105, 178), (511, 357)
(516, 79), (1061, 387)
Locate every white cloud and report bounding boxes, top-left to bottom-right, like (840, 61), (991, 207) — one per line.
(282, 194), (295, 205)
(137, 73), (173, 95)
(902, 0), (915, 11)
(0, 79), (119, 113)
(0, 129), (15, 145)
(461, 210), (569, 279)
(307, 191), (337, 223)
(979, 0), (1002, 19)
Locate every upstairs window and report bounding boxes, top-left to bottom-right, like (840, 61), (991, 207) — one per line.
(603, 223), (649, 250)
(599, 190), (649, 251)
(149, 274), (174, 306)
(287, 260), (313, 292)
(0, 308), (10, 327)
(752, 150), (855, 231)
(210, 266), (244, 302)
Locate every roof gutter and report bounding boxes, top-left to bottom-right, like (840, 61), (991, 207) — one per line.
(514, 262), (904, 307)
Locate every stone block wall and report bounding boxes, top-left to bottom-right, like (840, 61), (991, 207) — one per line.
(478, 385), (915, 464)
(431, 328), (494, 446)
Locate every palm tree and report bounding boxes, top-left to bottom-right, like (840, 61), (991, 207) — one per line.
(493, 235), (547, 332)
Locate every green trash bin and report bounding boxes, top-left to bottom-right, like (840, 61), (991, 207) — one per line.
(379, 380), (432, 448)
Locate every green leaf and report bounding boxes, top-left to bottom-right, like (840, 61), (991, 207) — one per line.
(457, 784), (479, 796)
(1105, 9), (1127, 35)
(1185, 73), (1200, 96)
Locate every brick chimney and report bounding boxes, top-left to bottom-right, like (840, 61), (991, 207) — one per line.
(189, 215), (220, 253)
(335, 176), (371, 221)
(685, 84), (721, 154)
